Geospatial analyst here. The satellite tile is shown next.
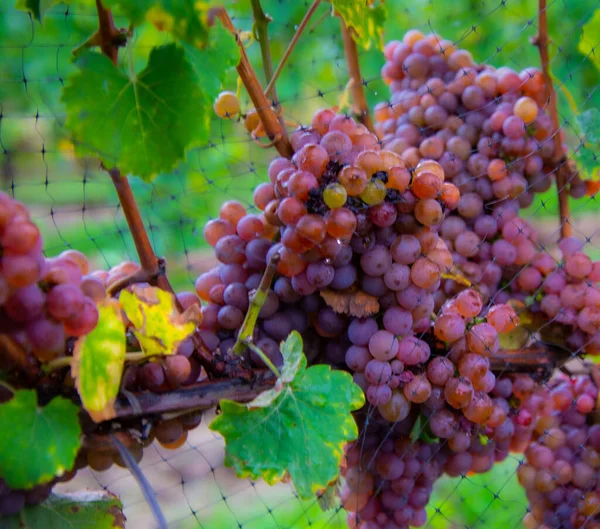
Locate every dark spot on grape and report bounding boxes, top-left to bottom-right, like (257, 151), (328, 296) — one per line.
(321, 160), (343, 185)
(372, 170), (389, 184)
(306, 188), (328, 215)
(345, 196), (366, 213)
(385, 189), (401, 203)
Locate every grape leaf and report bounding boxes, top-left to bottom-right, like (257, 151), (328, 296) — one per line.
(72, 299), (126, 423)
(61, 44), (209, 181)
(119, 285), (201, 357)
(572, 109), (600, 182)
(320, 288), (379, 317)
(579, 9), (600, 71)
(0, 390), (81, 489)
(210, 331), (365, 499)
(181, 21), (240, 101)
(4, 491), (125, 529)
(102, 0), (151, 26)
(14, 0), (63, 22)
(103, 0), (210, 46)
(331, 0), (387, 50)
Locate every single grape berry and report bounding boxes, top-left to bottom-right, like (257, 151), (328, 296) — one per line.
(214, 91), (240, 119)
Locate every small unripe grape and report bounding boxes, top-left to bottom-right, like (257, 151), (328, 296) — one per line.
(214, 91), (240, 119)
(359, 179), (387, 205)
(323, 183), (348, 209)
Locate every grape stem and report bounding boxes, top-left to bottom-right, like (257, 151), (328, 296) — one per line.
(532, 0), (572, 238)
(211, 7), (294, 159)
(338, 16), (375, 133)
(43, 351), (163, 372)
(244, 340), (281, 377)
(250, 0), (287, 137)
(0, 335), (39, 378)
(264, 0), (323, 98)
(108, 370), (276, 420)
(94, 0), (125, 67)
(232, 252), (280, 356)
(106, 167), (218, 375)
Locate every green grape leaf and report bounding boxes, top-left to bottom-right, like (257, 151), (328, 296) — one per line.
(102, 0), (151, 26)
(210, 331), (365, 499)
(119, 285), (201, 357)
(61, 44), (209, 181)
(579, 9), (600, 71)
(14, 0), (63, 22)
(103, 0), (210, 46)
(4, 491), (125, 529)
(72, 299), (126, 423)
(572, 109), (600, 182)
(331, 0), (387, 50)
(182, 21), (240, 101)
(0, 390), (81, 489)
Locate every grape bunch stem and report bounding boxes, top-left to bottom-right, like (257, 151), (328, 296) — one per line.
(532, 0), (572, 238)
(338, 16), (375, 133)
(212, 7), (294, 158)
(232, 253), (280, 356)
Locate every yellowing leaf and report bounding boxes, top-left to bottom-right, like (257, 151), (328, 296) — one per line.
(72, 299), (126, 423)
(332, 0), (387, 50)
(210, 331), (365, 499)
(320, 288), (379, 317)
(579, 9), (600, 71)
(119, 285), (201, 357)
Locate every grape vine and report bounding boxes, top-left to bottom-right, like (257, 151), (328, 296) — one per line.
(2, 0), (600, 527)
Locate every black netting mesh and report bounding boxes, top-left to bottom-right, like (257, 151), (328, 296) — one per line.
(2, 0), (600, 528)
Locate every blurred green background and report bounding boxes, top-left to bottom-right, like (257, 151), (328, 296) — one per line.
(1, 0), (599, 527)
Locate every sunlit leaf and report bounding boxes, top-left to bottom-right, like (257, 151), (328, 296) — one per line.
(0, 391), (81, 489)
(331, 0), (387, 50)
(72, 299), (126, 423)
(210, 331), (365, 499)
(104, 0), (210, 46)
(119, 285), (201, 357)
(4, 491), (125, 529)
(579, 9), (600, 71)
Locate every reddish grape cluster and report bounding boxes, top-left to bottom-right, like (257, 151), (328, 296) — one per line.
(518, 372), (600, 529)
(341, 424), (446, 529)
(519, 237), (600, 356)
(257, 114), (459, 279)
(374, 29), (570, 207)
(0, 192), (99, 364)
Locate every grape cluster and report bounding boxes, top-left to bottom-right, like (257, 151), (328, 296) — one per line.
(341, 425), (446, 529)
(81, 410), (203, 476)
(0, 192), (99, 364)
(375, 29), (563, 208)
(518, 372), (600, 529)
(193, 116), (532, 528)
(521, 237), (600, 356)
(259, 114), (459, 280)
